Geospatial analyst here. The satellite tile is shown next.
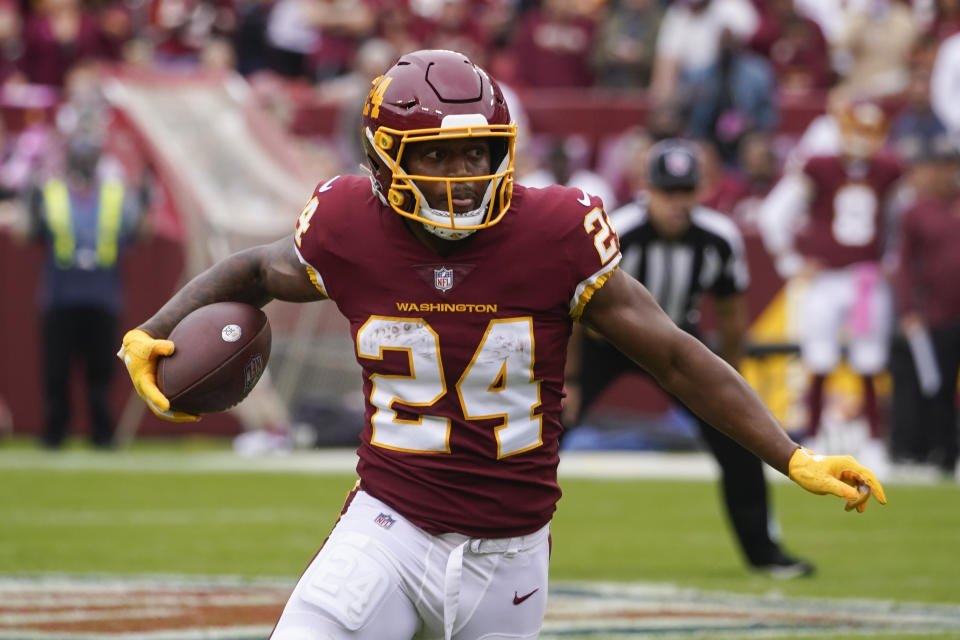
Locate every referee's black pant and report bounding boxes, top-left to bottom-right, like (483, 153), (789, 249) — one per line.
(567, 337), (784, 567)
(41, 306), (117, 448)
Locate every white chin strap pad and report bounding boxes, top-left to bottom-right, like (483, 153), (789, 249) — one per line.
(420, 209), (480, 240)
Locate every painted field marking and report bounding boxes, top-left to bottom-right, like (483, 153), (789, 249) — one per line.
(1, 575), (959, 639)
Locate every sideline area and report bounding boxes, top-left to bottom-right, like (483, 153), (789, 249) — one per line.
(0, 445), (950, 485)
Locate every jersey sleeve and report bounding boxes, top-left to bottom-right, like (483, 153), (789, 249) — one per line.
(291, 175), (349, 299)
(546, 187), (621, 321)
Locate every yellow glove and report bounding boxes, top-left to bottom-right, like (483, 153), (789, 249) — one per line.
(117, 329), (200, 423)
(788, 446), (887, 513)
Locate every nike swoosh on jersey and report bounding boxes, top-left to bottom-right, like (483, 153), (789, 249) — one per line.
(513, 588), (539, 605)
(318, 175), (341, 192)
(577, 189), (591, 206)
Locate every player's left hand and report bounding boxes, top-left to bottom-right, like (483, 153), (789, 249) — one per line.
(787, 446), (887, 513)
(117, 329), (200, 423)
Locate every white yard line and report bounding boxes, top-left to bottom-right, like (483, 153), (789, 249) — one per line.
(0, 448), (950, 485)
(0, 449), (749, 480)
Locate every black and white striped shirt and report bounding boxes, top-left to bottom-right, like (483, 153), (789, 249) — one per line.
(610, 195), (749, 331)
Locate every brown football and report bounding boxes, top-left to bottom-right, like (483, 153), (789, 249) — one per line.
(157, 302), (271, 414)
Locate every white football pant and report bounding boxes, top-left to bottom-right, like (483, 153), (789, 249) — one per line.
(797, 263), (892, 375)
(270, 490), (550, 640)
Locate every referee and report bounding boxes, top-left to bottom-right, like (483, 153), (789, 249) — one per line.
(564, 139), (814, 578)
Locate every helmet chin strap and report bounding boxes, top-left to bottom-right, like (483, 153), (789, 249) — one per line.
(419, 205), (482, 241)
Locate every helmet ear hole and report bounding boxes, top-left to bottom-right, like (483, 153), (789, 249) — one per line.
(375, 131), (394, 150)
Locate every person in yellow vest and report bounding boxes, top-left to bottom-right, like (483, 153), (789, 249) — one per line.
(22, 135), (144, 449)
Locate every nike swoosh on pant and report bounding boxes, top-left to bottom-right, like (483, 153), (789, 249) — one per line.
(513, 588), (539, 605)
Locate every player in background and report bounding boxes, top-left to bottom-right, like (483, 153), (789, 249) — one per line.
(758, 99), (902, 468)
(564, 139), (813, 578)
(118, 50), (886, 639)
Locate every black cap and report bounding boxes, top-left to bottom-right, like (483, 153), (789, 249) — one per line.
(648, 138), (699, 192)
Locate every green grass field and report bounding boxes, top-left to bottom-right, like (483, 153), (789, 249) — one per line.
(2, 442), (960, 639)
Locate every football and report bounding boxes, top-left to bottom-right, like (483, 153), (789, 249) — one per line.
(157, 302), (271, 414)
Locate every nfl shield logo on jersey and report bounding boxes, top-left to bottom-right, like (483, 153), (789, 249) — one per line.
(434, 267), (454, 292)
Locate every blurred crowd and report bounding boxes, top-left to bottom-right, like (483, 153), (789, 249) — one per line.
(0, 0), (957, 479)
(0, 0), (956, 190)
(0, 0), (957, 206)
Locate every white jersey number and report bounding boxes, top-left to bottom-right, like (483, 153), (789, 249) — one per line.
(583, 207), (618, 264)
(356, 317), (542, 458)
(832, 185), (878, 247)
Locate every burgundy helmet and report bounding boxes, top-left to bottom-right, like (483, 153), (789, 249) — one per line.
(360, 49), (517, 240)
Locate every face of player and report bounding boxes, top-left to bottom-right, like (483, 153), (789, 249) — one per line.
(403, 138), (493, 214)
(648, 188), (698, 239)
(840, 132), (884, 160)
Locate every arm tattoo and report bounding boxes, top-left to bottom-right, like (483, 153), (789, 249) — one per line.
(139, 247), (279, 338)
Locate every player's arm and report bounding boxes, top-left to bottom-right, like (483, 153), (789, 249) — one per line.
(582, 269), (796, 471)
(580, 269), (886, 510)
(139, 234), (323, 339)
(118, 234), (324, 421)
(757, 171), (813, 279)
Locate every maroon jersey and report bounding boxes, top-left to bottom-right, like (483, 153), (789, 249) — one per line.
(796, 154), (902, 268)
(894, 196), (960, 328)
(295, 175), (620, 537)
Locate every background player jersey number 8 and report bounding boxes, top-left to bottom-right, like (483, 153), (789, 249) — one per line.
(356, 316), (542, 459)
(831, 185), (878, 247)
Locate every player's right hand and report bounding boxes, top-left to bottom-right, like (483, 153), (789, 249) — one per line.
(117, 329), (200, 423)
(787, 447), (887, 512)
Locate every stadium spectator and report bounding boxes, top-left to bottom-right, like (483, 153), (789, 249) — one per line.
(97, 1), (134, 60)
(591, 0), (664, 89)
(757, 99), (903, 468)
(20, 0), (113, 87)
(832, 0), (918, 99)
(263, 0), (321, 78)
(600, 125), (654, 206)
(519, 134), (617, 211)
(508, 0), (597, 88)
(319, 37), (398, 169)
(792, 0), (869, 47)
(305, 0), (376, 82)
(564, 139), (815, 578)
(117, 49), (885, 637)
(684, 27), (778, 166)
(410, 0), (490, 65)
(0, 0), (23, 85)
(748, 0), (832, 94)
(702, 129), (780, 233)
(232, 0), (274, 75)
(372, 1), (423, 66)
(930, 28), (960, 137)
(649, 0), (759, 105)
(147, 0), (237, 66)
(890, 133), (960, 479)
(198, 34), (235, 71)
(889, 63), (946, 148)
(925, 0), (960, 41)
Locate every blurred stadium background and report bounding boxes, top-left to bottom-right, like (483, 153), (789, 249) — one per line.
(1, 0), (960, 637)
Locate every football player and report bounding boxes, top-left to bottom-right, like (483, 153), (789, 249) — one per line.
(119, 50), (886, 639)
(758, 98), (903, 464)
